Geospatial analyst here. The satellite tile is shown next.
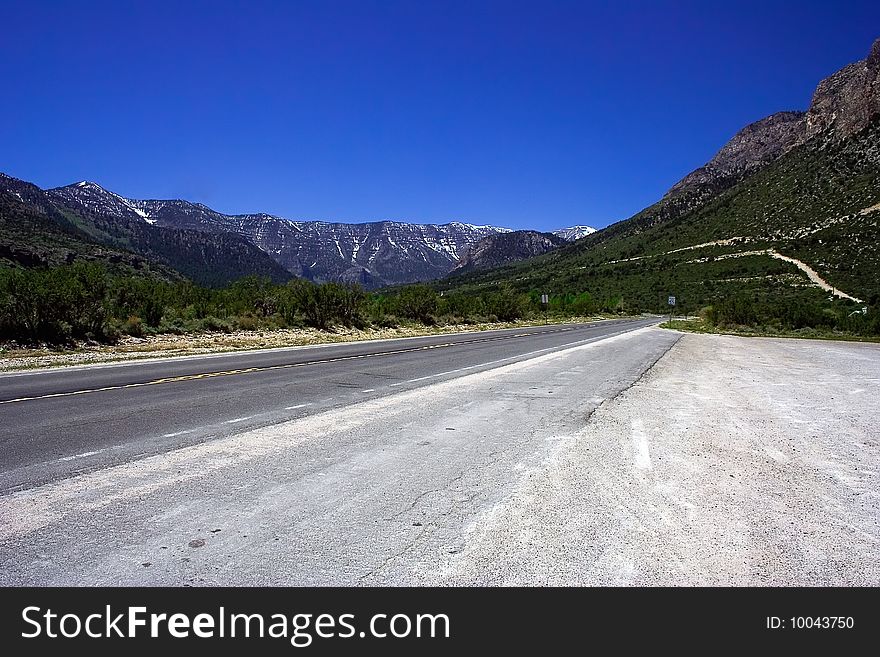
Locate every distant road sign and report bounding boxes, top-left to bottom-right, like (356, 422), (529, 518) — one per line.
(541, 294), (549, 304)
(668, 296), (676, 306)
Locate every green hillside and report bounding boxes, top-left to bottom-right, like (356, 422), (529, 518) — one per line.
(440, 118), (880, 316)
(0, 175), (293, 287)
(0, 184), (179, 281)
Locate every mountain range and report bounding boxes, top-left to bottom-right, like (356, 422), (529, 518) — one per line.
(4, 37), (878, 306)
(0, 174), (594, 288)
(0, 174), (292, 287)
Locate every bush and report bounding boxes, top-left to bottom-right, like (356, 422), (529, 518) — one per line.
(201, 316), (233, 333)
(485, 287), (529, 322)
(234, 314), (260, 331)
(569, 292), (597, 316)
(435, 314), (467, 326)
(0, 263), (114, 343)
(288, 280), (366, 329)
(224, 275), (279, 317)
(372, 314), (400, 328)
(392, 285), (438, 323)
(706, 295), (757, 326)
(122, 315), (144, 337)
(437, 292), (484, 318)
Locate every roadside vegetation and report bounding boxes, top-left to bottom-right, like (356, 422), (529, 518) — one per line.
(661, 294), (880, 342)
(441, 119), (880, 308)
(2, 260), (878, 351)
(0, 263), (629, 347)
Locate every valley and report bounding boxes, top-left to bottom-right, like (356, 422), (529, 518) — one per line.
(3, 41), (879, 343)
(2, 1), (880, 643)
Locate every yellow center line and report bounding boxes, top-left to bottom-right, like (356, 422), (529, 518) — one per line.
(0, 325), (591, 405)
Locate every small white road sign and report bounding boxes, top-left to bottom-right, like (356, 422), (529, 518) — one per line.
(668, 296), (676, 306)
(541, 294), (549, 304)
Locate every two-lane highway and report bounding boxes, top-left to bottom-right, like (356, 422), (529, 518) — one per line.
(0, 318), (658, 492)
(0, 317), (679, 585)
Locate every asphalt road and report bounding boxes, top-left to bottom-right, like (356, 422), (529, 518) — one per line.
(0, 319), (678, 585)
(2, 322), (875, 586)
(0, 318), (658, 493)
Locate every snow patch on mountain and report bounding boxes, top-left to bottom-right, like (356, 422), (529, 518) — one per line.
(552, 225), (597, 241)
(48, 181), (515, 288)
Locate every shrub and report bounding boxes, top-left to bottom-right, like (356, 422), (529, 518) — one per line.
(0, 263), (113, 343)
(123, 315), (144, 337)
(392, 285), (438, 323)
(234, 314), (260, 331)
(372, 314), (400, 328)
(289, 280), (366, 329)
(201, 316), (233, 333)
(485, 287), (529, 322)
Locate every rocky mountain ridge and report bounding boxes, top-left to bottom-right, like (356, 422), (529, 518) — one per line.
(47, 182), (597, 288)
(1, 174), (291, 286)
(669, 38), (880, 200)
(48, 182), (513, 288)
(451, 230), (567, 274)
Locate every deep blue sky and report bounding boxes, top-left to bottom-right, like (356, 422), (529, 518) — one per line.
(2, 1), (878, 230)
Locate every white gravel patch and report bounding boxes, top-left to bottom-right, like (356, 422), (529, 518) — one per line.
(438, 333), (880, 585)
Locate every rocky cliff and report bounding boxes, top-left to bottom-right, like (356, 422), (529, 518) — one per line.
(805, 38), (880, 139)
(669, 38), (880, 200)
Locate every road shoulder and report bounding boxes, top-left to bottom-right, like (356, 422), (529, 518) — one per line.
(439, 333), (880, 585)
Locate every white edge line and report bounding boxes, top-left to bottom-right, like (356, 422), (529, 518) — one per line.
(162, 430), (194, 438)
(54, 448), (107, 463)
